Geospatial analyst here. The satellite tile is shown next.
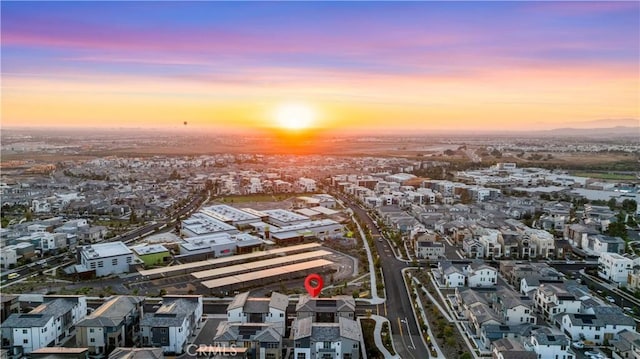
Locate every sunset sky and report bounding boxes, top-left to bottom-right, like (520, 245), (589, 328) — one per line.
(1, 1), (638, 133)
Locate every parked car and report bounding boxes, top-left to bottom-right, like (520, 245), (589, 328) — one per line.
(585, 351), (603, 359)
(605, 295), (616, 303)
(571, 341), (585, 349)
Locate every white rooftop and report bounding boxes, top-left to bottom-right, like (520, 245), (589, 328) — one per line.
(263, 209), (309, 223)
(81, 241), (132, 259)
(131, 244), (169, 256)
(202, 205), (260, 223)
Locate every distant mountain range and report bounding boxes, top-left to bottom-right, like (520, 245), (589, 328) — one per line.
(533, 125), (639, 138)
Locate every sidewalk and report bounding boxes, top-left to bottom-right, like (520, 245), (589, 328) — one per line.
(370, 315), (401, 359)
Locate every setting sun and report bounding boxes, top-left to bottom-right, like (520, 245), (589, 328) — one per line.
(274, 103), (316, 130)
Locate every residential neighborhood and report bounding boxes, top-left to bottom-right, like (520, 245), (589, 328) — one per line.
(1, 133), (639, 359)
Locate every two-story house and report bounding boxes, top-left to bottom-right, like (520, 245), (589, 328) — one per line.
(140, 295), (203, 355)
(214, 292), (288, 359)
(1, 295), (87, 356)
(76, 296), (145, 358)
(560, 307), (635, 345)
(292, 295), (361, 359)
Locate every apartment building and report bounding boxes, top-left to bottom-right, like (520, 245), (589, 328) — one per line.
(598, 252), (633, 285)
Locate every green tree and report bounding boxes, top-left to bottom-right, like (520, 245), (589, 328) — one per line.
(608, 198), (618, 210)
(622, 199), (637, 213)
(607, 214), (628, 240)
(129, 211), (138, 224)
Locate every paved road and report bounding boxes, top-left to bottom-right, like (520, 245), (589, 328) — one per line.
(343, 196), (429, 359)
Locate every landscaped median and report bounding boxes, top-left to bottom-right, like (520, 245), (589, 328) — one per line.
(404, 269), (474, 359)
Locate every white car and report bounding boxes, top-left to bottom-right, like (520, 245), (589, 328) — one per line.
(571, 342), (584, 349)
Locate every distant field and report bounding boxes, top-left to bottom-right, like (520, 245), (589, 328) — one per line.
(571, 172), (638, 180)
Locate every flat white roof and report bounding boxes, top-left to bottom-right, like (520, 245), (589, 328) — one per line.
(271, 219), (340, 234)
(81, 241), (132, 259)
(191, 250), (331, 279)
(131, 244), (169, 256)
(203, 204), (260, 223)
(310, 206), (339, 215)
(182, 212), (237, 235)
(263, 209), (309, 223)
(201, 259), (333, 289)
(138, 242), (321, 276)
(295, 208), (322, 217)
(240, 208), (268, 218)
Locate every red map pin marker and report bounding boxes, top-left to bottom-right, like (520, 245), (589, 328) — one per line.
(304, 273), (324, 298)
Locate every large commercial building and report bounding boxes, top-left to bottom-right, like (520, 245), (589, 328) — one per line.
(78, 242), (134, 277)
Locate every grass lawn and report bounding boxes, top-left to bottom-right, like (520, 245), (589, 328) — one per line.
(219, 194), (280, 203)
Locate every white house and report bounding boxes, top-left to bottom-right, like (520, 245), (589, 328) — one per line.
(598, 252), (633, 286)
(560, 307), (636, 345)
(298, 178), (317, 192)
(415, 240), (445, 260)
(226, 291), (288, 324)
(527, 229), (556, 259)
(526, 327), (573, 359)
(78, 242), (134, 277)
(1, 295), (87, 355)
(438, 262), (466, 288)
(464, 262), (497, 288)
(477, 229), (502, 259)
(496, 288), (536, 325)
(462, 238), (484, 259)
(140, 295), (203, 355)
(534, 282), (586, 324)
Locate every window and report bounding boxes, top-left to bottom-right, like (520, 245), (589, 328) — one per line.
(266, 354), (276, 359)
(126, 256), (132, 263)
(323, 342), (331, 349)
(353, 343), (359, 349)
(90, 328), (94, 333)
(90, 338), (95, 343)
(90, 263), (96, 269)
(112, 258), (118, 265)
(595, 335), (600, 339)
(23, 339), (28, 344)
(297, 354), (307, 359)
(22, 329), (27, 334)
(98, 261), (104, 268)
(280, 313), (284, 317)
